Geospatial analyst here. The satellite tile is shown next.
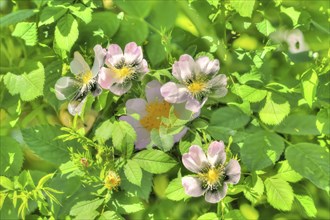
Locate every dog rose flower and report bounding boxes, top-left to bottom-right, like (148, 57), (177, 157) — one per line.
(182, 141), (241, 203)
(160, 54), (227, 113)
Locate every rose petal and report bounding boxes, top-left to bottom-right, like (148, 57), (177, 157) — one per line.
(176, 54), (196, 81)
(173, 126), (188, 143)
(124, 42), (143, 64)
(185, 96), (205, 113)
(196, 56), (220, 75)
(182, 145), (208, 173)
(68, 97), (87, 116)
(146, 80), (163, 103)
(120, 115), (150, 150)
(161, 82), (189, 104)
(98, 67), (116, 89)
(207, 141), (226, 167)
(126, 98), (147, 117)
(91, 44), (106, 77)
(204, 183), (228, 203)
(182, 176), (205, 197)
(225, 159), (241, 184)
(106, 44), (123, 66)
(109, 81), (132, 96)
(55, 77), (80, 100)
(70, 52), (90, 75)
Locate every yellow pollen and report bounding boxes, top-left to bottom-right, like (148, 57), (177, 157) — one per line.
(81, 71), (93, 84)
(104, 171), (121, 191)
(187, 81), (206, 94)
(113, 66), (134, 79)
(198, 168), (221, 186)
(139, 101), (172, 131)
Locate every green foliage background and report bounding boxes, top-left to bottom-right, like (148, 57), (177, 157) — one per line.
(0, 0), (329, 219)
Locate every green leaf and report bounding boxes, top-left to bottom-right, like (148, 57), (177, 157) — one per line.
(301, 70), (318, 108)
(12, 22), (37, 46)
(98, 211), (124, 220)
(0, 137), (24, 177)
(4, 62), (45, 101)
(241, 131), (285, 171)
(111, 192), (144, 214)
(38, 6), (67, 26)
(150, 129), (174, 152)
(294, 194), (317, 218)
(113, 17), (148, 46)
(197, 212), (218, 220)
(0, 9), (37, 27)
(124, 160), (142, 186)
(259, 92), (290, 125)
(120, 170), (152, 200)
(207, 126), (247, 144)
(0, 176), (14, 190)
(112, 121), (136, 158)
(285, 143), (330, 191)
(147, 1), (178, 29)
(210, 106), (250, 129)
(273, 160), (302, 183)
(114, 0), (152, 18)
(280, 6), (301, 26)
(256, 19), (276, 36)
(69, 3), (93, 24)
(132, 149), (177, 174)
(274, 114), (320, 135)
(232, 84), (267, 103)
(94, 119), (113, 143)
(21, 125), (79, 165)
(265, 177), (294, 211)
(54, 14), (79, 52)
(145, 34), (167, 66)
(165, 178), (188, 201)
(230, 0), (255, 18)
(243, 173), (264, 204)
(70, 199), (104, 216)
(316, 108), (330, 135)
(224, 210), (246, 220)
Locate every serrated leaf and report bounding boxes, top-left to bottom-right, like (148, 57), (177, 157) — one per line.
(197, 212), (218, 220)
(112, 121), (136, 158)
(243, 174), (264, 204)
(316, 108), (330, 135)
(210, 106), (250, 129)
(39, 6), (67, 26)
(294, 194), (317, 218)
(165, 178), (188, 201)
(69, 3), (93, 24)
(259, 92), (290, 125)
(124, 160), (142, 186)
(111, 192), (144, 214)
(301, 70), (318, 108)
(274, 114), (320, 135)
(224, 210), (246, 220)
(120, 169), (152, 200)
(0, 137), (24, 177)
(241, 131), (284, 171)
(265, 177), (294, 211)
(150, 129), (174, 152)
(232, 84), (267, 103)
(280, 6), (301, 26)
(21, 125), (79, 165)
(285, 143), (330, 191)
(70, 199), (104, 216)
(0, 9), (37, 27)
(230, 0), (255, 18)
(0, 176), (14, 190)
(256, 19), (276, 36)
(94, 119), (113, 143)
(274, 160), (302, 183)
(4, 62), (45, 101)
(98, 211), (124, 220)
(12, 22), (37, 46)
(132, 149), (177, 174)
(54, 14), (78, 52)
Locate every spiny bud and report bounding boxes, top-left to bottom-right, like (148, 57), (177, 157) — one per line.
(104, 171), (121, 191)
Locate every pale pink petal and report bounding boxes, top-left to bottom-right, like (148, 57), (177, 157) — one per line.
(126, 98), (147, 117)
(124, 42), (143, 64)
(196, 56), (220, 75)
(109, 81), (132, 96)
(146, 80), (163, 103)
(182, 145), (208, 173)
(176, 54), (196, 81)
(209, 74), (227, 88)
(182, 176), (205, 197)
(185, 96), (206, 113)
(286, 29), (309, 54)
(120, 116), (150, 150)
(98, 67), (116, 89)
(70, 52), (90, 75)
(207, 141), (226, 167)
(106, 44), (123, 66)
(160, 82), (189, 104)
(204, 183), (228, 203)
(55, 77), (80, 100)
(68, 97), (86, 116)
(225, 159), (241, 184)
(91, 44), (106, 77)
(172, 62), (183, 81)
(173, 127), (188, 143)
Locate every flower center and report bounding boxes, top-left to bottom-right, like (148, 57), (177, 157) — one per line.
(187, 81), (206, 94)
(104, 171), (121, 191)
(113, 66), (134, 80)
(198, 166), (224, 187)
(81, 71), (93, 85)
(139, 101), (172, 131)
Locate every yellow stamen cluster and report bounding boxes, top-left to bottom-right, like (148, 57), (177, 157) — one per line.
(187, 81), (206, 95)
(198, 167), (224, 187)
(104, 171), (121, 191)
(81, 71), (93, 85)
(113, 66), (134, 80)
(140, 101), (172, 131)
